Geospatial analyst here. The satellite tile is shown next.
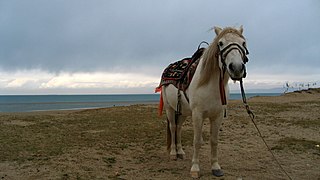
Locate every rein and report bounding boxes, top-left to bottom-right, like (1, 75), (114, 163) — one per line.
(219, 67), (227, 106)
(239, 79), (293, 180)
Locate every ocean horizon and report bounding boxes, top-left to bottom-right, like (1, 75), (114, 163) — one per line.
(0, 93), (281, 112)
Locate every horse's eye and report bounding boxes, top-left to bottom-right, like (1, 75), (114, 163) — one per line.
(218, 41), (223, 47)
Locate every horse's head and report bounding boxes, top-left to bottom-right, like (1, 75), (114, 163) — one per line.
(215, 26), (249, 81)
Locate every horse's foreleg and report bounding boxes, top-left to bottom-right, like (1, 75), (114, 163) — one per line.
(176, 116), (186, 159)
(190, 112), (204, 178)
(210, 113), (224, 177)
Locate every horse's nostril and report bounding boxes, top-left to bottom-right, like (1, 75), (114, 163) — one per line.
(228, 63), (234, 72)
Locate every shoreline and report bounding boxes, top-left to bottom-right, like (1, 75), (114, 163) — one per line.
(0, 93), (282, 113)
(1, 89), (318, 113)
(0, 101), (159, 113)
(1, 88), (317, 114)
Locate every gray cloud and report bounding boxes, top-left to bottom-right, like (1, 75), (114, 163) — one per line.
(0, 0), (320, 77)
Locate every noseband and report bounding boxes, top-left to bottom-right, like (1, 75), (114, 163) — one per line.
(218, 42), (249, 79)
(219, 42), (249, 64)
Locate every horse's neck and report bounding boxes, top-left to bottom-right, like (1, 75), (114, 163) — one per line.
(197, 57), (229, 87)
(186, 57), (230, 108)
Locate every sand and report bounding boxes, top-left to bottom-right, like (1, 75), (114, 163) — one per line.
(0, 89), (319, 179)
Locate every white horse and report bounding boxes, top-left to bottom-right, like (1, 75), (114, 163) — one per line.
(160, 26), (249, 178)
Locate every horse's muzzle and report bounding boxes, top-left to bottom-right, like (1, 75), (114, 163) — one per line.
(228, 63), (246, 81)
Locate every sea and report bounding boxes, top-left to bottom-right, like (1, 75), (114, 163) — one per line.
(0, 93), (280, 112)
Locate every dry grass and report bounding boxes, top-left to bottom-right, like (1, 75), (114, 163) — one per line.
(0, 90), (320, 179)
(271, 137), (320, 155)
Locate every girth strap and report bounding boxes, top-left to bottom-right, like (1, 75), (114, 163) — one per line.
(175, 90), (182, 122)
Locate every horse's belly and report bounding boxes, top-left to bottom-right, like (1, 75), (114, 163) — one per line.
(163, 84), (192, 116)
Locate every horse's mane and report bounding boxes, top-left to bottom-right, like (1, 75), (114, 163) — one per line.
(198, 27), (245, 87)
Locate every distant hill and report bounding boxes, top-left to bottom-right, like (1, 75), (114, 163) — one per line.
(231, 87), (320, 94)
(289, 88), (320, 95)
(230, 87), (285, 94)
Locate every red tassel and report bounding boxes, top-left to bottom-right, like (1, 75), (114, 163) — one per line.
(219, 75), (227, 105)
(155, 86), (162, 93)
(155, 86), (164, 117)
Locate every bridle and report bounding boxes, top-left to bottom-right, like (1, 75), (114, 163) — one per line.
(218, 42), (250, 78)
(217, 41), (250, 107)
(219, 42), (249, 65)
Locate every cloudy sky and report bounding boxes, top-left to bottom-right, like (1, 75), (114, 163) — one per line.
(0, 0), (319, 94)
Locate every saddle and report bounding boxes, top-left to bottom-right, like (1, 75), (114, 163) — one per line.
(155, 47), (205, 92)
(155, 43), (207, 116)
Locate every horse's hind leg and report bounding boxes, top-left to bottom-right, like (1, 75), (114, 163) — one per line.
(166, 107), (178, 160)
(176, 115), (186, 159)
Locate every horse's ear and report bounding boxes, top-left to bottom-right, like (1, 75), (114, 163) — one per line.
(214, 26), (222, 35)
(238, 25), (244, 34)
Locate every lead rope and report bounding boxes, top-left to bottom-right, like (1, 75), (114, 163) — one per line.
(239, 79), (293, 180)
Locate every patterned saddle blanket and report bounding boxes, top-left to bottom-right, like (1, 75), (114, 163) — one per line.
(156, 47), (205, 92)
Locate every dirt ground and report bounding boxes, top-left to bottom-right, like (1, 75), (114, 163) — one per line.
(0, 89), (319, 179)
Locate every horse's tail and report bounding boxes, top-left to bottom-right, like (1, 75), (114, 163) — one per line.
(166, 118), (171, 153)
(155, 87), (164, 116)
(156, 86), (171, 152)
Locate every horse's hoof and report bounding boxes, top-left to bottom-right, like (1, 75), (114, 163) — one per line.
(190, 171), (200, 178)
(212, 169), (224, 177)
(177, 154), (185, 159)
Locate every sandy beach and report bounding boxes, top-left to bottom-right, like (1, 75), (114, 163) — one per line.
(0, 89), (319, 179)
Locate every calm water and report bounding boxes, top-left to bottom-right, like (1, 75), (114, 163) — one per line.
(0, 93), (280, 112)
